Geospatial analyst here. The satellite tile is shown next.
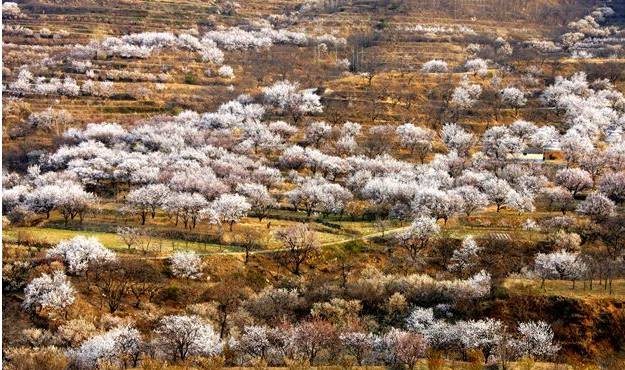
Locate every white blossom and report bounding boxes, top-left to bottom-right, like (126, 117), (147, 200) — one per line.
(448, 236), (481, 275)
(421, 60), (448, 73)
(23, 271), (75, 313)
(218, 65), (235, 78)
(210, 193), (252, 229)
(576, 192), (615, 219)
(512, 321), (560, 359)
(47, 236), (116, 275)
(70, 326), (142, 369)
(441, 123), (473, 156)
(169, 252), (203, 279)
(263, 80), (322, 123)
(463, 58), (488, 77)
(555, 168), (593, 196)
(155, 315), (223, 360)
(500, 87), (527, 111)
(534, 250), (587, 282)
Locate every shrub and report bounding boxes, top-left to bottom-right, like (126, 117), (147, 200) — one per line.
(4, 346), (68, 370)
(184, 73), (197, 84)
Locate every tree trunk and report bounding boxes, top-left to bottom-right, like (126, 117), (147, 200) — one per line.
(293, 260), (301, 275)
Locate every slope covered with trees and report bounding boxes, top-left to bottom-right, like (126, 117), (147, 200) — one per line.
(2, 0), (625, 369)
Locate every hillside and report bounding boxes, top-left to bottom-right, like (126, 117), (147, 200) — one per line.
(2, 0), (625, 369)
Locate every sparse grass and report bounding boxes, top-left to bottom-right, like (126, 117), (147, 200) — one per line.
(3, 205), (566, 256)
(1, 209), (360, 255)
(334, 220), (381, 235)
(503, 278), (625, 300)
(3, 226), (238, 255)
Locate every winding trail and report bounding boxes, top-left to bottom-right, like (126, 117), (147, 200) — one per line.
(117, 225), (410, 260)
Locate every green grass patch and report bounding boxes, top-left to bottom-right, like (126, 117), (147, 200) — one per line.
(3, 227), (238, 255)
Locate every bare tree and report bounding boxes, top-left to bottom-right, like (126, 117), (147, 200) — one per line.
(275, 224), (319, 275)
(89, 261), (130, 313)
(136, 230), (156, 255)
(597, 216), (625, 294)
(235, 226), (269, 264)
(204, 279), (251, 338)
(125, 260), (164, 308)
(116, 226), (141, 251)
(348, 31), (382, 86)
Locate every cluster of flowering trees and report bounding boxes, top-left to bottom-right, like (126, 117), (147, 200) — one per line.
(451, 77), (482, 113)
(524, 6), (620, 59)
(18, 249), (533, 368)
(536, 71), (624, 220)
(534, 250), (587, 288)
(421, 59), (448, 73)
(563, 6), (620, 57)
(69, 326), (143, 369)
(13, 266), (560, 369)
(18, 258), (556, 368)
(22, 270), (75, 315)
(401, 23), (477, 36)
(541, 72), (624, 146)
(2, 2), (25, 19)
(4, 19), (349, 100)
(10, 100), (612, 231)
(8, 69), (114, 97)
(3, 173), (95, 225)
(4, 67), (624, 240)
(202, 26), (345, 51)
(12, 227), (501, 366)
(46, 236), (116, 275)
(5, 1), (625, 367)
(169, 252), (203, 279)
(74, 31), (225, 62)
(463, 58), (489, 77)
(263, 80), (323, 124)
(66, 26), (344, 69)
(60, 315), (221, 368)
(230, 315), (557, 366)
(26, 108), (74, 135)
(406, 307), (559, 361)
(21, 309), (557, 368)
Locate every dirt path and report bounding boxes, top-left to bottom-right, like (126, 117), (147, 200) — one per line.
(118, 225), (410, 260)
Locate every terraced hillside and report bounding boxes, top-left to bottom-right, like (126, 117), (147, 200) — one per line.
(3, 0), (625, 368)
(5, 0), (619, 173)
(2, 0), (609, 123)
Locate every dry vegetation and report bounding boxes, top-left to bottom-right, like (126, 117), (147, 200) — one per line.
(2, 0), (625, 369)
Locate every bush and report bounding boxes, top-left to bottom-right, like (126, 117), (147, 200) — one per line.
(156, 285), (192, 305)
(427, 350), (445, 370)
(492, 286), (510, 299)
(284, 358), (311, 370)
(2, 261), (32, 292)
(184, 73), (197, 84)
(467, 349), (485, 370)
(4, 346), (68, 370)
(517, 357), (536, 370)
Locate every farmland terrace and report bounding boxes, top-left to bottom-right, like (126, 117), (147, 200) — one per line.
(2, 0), (625, 369)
